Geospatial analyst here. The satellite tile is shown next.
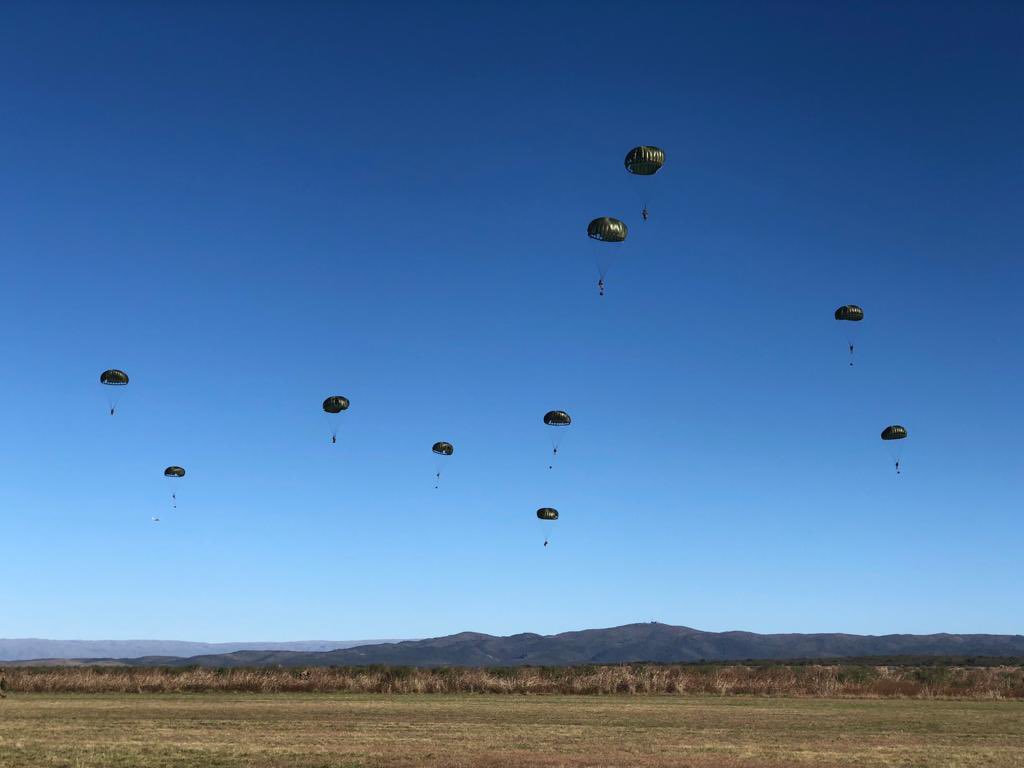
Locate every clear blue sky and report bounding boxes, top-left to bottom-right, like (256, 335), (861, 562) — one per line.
(1, 1), (1021, 641)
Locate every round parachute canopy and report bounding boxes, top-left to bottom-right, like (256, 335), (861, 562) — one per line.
(624, 146), (665, 176)
(164, 466), (186, 478)
(587, 217), (628, 242)
(543, 410), (571, 426)
(100, 369), (129, 386)
(835, 305), (865, 322)
(536, 507), (559, 521)
(432, 441), (454, 456)
(881, 425), (908, 441)
(323, 396), (350, 414)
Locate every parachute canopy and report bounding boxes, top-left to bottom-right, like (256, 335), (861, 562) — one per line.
(432, 441), (454, 456)
(624, 146), (665, 176)
(536, 507), (559, 521)
(543, 410), (571, 426)
(164, 466), (186, 478)
(881, 425), (907, 441)
(835, 305), (864, 322)
(323, 396), (350, 414)
(100, 369), (129, 386)
(587, 217), (628, 243)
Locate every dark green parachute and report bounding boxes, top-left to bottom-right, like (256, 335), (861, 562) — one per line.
(432, 441), (454, 456)
(323, 396), (350, 414)
(100, 369), (129, 385)
(881, 425), (907, 440)
(587, 217), (628, 242)
(543, 410), (571, 426)
(835, 305), (864, 322)
(164, 466), (186, 478)
(536, 507), (559, 521)
(624, 146), (665, 176)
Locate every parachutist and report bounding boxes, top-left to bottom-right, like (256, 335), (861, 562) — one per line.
(331, 435), (336, 444)
(544, 540), (548, 547)
(895, 460), (901, 475)
(598, 278), (604, 297)
(642, 207), (649, 221)
(110, 407), (115, 416)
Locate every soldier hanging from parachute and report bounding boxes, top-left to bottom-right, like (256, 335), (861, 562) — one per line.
(834, 305), (864, 366)
(322, 395), (350, 444)
(536, 507), (558, 547)
(587, 217), (627, 297)
(164, 466), (185, 509)
(432, 441), (454, 488)
(880, 425), (907, 474)
(100, 369), (129, 415)
(543, 410), (571, 468)
(624, 145), (665, 222)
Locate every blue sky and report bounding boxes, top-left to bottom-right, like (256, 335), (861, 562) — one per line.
(1, 1), (1021, 641)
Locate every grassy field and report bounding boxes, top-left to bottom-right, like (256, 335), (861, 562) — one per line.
(1, 693), (1022, 767)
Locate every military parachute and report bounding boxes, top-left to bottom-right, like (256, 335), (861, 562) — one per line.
(834, 305), (864, 366)
(624, 145), (665, 221)
(322, 395), (350, 444)
(100, 369), (129, 415)
(536, 507), (558, 547)
(588, 217), (628, 297)
(880, 425), (908, 474)
(543, 410), (571, 468)
(432, 441), (454, 488)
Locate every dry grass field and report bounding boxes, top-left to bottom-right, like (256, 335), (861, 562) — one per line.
(1, 693), (1022, 767)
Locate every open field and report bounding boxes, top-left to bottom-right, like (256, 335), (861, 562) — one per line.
(4, 662), (1024, 697)
(1, 693), (1023, 767)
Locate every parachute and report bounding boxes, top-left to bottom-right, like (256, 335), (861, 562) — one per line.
(543, 410), (571, 426)
(432, 441), (454, 488)
(587, 217), (628, 242)
(835, 305), (864, 322)
(624, 146), (665, 220)
(164, 466), (185, 509)
(322, 395), (350, 443)
(624, 146), (665, 176)
(587, 217), (628, 297)
(100, 369), (129, 385)
(543, 410), (571, 468)
(100, 369), (129, 415)
(880, 425), (908, 474)
(835, 305), (864, 366)
(323, 396), (350, 414)
(536, 507), (558, 547)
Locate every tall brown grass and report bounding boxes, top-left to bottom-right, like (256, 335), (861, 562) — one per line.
(3, 664), (1023, 698)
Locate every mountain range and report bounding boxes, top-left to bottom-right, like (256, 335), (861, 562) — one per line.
(6, 624), (1023, 667)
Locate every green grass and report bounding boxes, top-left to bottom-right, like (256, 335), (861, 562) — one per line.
(1, 693), (1022, 767)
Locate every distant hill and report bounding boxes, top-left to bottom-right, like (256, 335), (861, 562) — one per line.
(28, 623), (1023, 668)
(0, 639), (399, 662)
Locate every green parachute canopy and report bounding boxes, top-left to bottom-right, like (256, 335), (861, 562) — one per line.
(835, 305), (865, 322)
(432, 441), (454, 456)
(543, 410), (571, 426)
(323, 396), (350, 414)
(881, 425), (908, 441)
(624, 146), (665, 176)
(587, 217), (628, 242)
(164, 466), (185, 478)
(100, 369), (129, 386)
(536, 507), (559, 521)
